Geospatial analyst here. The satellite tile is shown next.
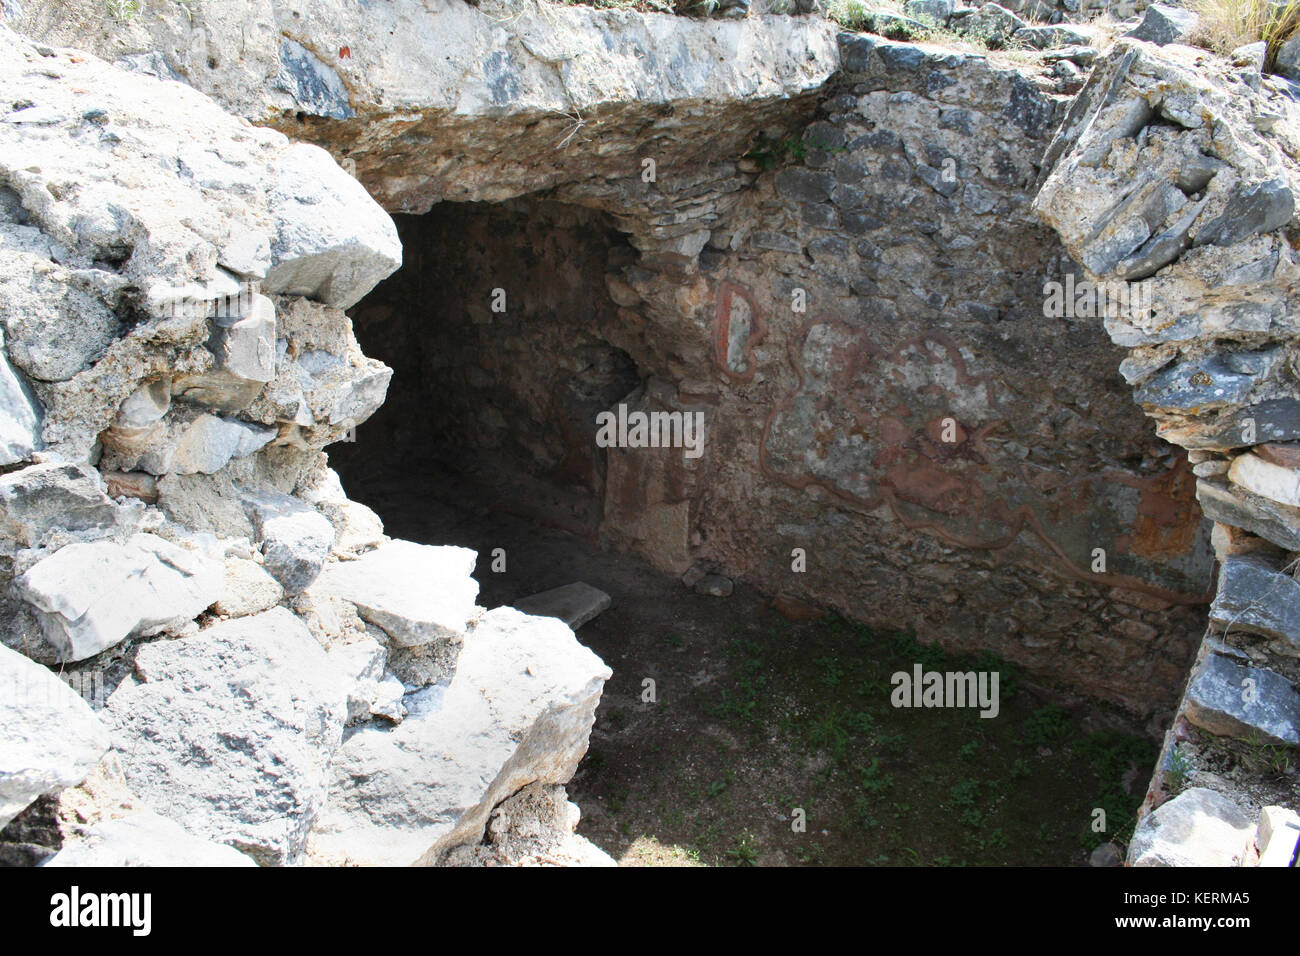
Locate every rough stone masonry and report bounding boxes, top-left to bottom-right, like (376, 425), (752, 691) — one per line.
(0, 0), (1295, 868)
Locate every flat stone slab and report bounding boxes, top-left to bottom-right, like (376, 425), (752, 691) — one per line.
(1129, 787), (1255, 867)
(14, 533), (223, 662)
(1183, 652), (1300, 745)
(1197, 479), (1300, 552)
(1210, 554), (1300, 654)
(512, 582), (612, 630)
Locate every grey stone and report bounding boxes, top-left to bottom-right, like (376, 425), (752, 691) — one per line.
(904, 0), (955, 21)
(132, 410), (276, 476)
(1134, 349), (1279, 412)
(916, 162), (960, 197)
(773, 167), (836, 204)
(694, 573), (734, 597)
(115, 51), (183, 82)
(513, 582), (612, 630)
(1089, 841), (1123, 866)
(1197, 479), (1300, 552)
(243, 490), (335, 595)
(172, 292), (277, 414)
(326, 634), (406, 726)
(105, 607), (349, 865)
(262, 143), (402, 309)
(1042, 45), (1098, 68)
(306, 607), (610, 866)
(0, 642), (110, 829)
(211, 555), (284, 618)
(1190, 400), (1300, 451)
(1129, 787), (1255, 866)
(1183, 652), (1300, 745)
(1194, 178), (1294, 247)
(1123, 3), (1199, 46)
(309, 540), (479, 683)
(0, 327), (41, 466)
(1232, 41), (1267, 72)
(0, 462), (120, 548)
(751, 231), (802, 254)
(1210, 555), (1300, 654)
(0, 229), (122, 383)
(960, 3), (1027, 46)
(1277, 32), (1300, 82)
(277, 38), (355, 121)
(1011, 25), (1093, 50)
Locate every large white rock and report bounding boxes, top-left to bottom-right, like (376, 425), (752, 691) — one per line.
(306, 607), (611, 866)
(1129, 787), (1256, 866)
(44, 810), (258, 867)
(1254, 805), (1300, 867)
(310, 539), (479, 683)
(262, 143), (402, 309)
(14, 533), (223, 662)
(0, 642), (110, 828)
(105, 607), (349, 865)
(12, 2), (840, 211)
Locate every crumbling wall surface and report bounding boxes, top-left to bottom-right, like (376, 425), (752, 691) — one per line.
(12, 0), (841, 210)
(583, 33), (1212, 715)
(0, 25), (611, 867)
(1035, 39), (1300, 867)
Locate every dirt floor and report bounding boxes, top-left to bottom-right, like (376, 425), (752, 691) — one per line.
(345, 465), (1159, 867)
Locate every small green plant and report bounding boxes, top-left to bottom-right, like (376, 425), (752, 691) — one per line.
(105, 0), (141, 21)
(726, 830), (759, 866)
(949, 778), (979, 809)
(817, 655), (845, 689)
(807, 709), (851, 761)
(1242, 732), (1294, 776)
(1022, 703), (1071, 748)
(825, 0), (874, 31)
(860, 757), (895, 795)
(743, 133), (807, 172)
(1166, 744), (1194, 792)
(706, 773), (732, 799)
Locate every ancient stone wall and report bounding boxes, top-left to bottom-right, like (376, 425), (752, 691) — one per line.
(3, 0), (1295, 867)
(1034, 39), (1300, 866)
(339, 29), (1213, 715)
(585, 34), (1213, 715)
